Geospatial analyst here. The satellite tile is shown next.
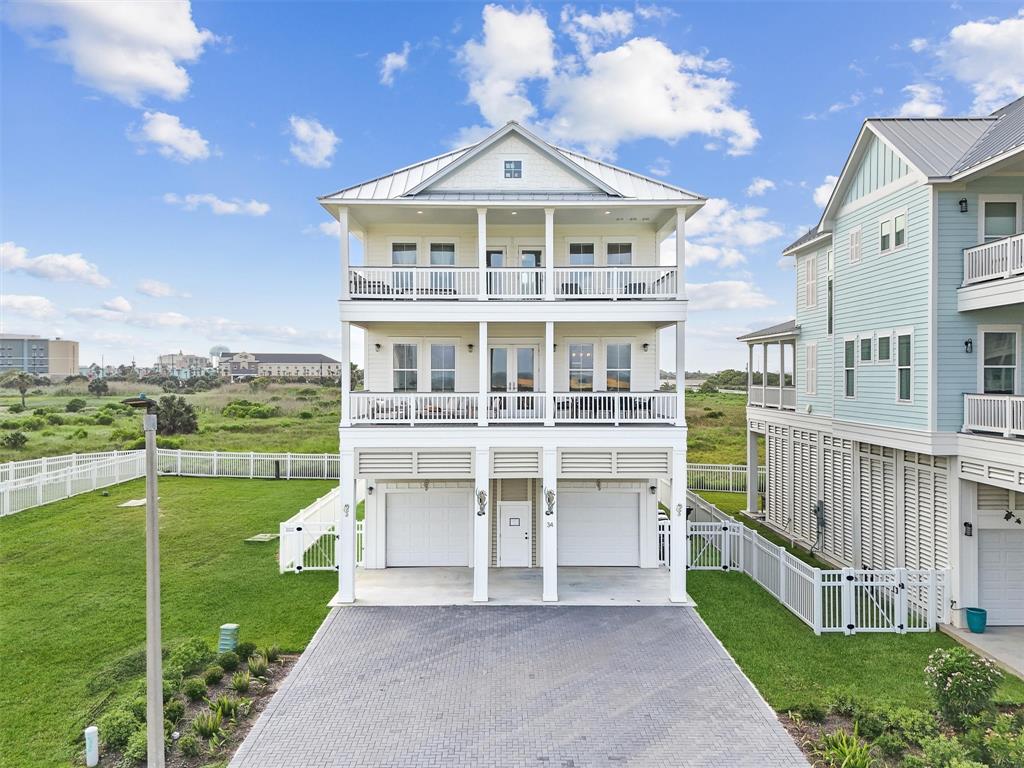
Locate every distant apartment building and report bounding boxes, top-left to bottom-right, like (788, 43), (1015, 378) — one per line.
(156, 351), (213, 379)
(0, 334), (79, 379)
(218, 351), (341, 381)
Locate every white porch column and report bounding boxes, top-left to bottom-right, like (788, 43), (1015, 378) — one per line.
(674, 208), (686, 300)
(338, 206), (350, 301)
(778, 342), (785, 405)
(340, 320), (351, 427)
(477, 208), (487, 301)
(745, 428), (759, 514)
(478, 321), (488, 426)
(762, 343), (768, 406)
(544, 321), (554, 426)
(669, 446), (688, 603)
(674, 321), (685, 426)
(542, 447), (558, 601)
(337, 448), (357, 603)
(474, 447), (490, 602)
(544, 208), (555, 300)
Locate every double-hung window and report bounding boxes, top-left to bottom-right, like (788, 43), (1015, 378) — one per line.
(430, 344), (455, 393)
(393, 343), (418, 392)
(569, 343), (594, 391)
(897, 333), (912, 402)
(879, 212), (907, 254)
(606, 343), (631, 392)
(844, 339), (856, 397)
(982, 331), (1017, 395)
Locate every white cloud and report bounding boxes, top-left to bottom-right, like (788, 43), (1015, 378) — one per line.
(163, 192), (270, 216)
(0, 294), (59, 319)
(1, 240), (110, 287)
(288, 116), (339, 168)
(687, 281), (775, 311)
(5, 0), (214, 105)
(909, 37), (929, 53)
(71, 304), (190, 328)
(745, 177), (776, 197)
(102, 296), (133, 313)
(678, 198), (785, 267)
(898, 83), (944, 117)
(813, 175), (839, 208)
(647, 157), (671, 177)
(303, 221), (342, 238)
(560, 6), (634, 58)
(136, 278), (190, 298)
(936, 11), (1024, 113)
(805, 92), (863, 120)
(635, 4), (677, 22)
(379, 42), (411, 86)
(128, 111), (210, 162)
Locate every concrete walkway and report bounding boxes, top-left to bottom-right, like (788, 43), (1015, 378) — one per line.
(942, 624), (1024, 679)
(230, 607), (808, 768)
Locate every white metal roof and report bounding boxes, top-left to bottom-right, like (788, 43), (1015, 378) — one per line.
(868, 118), (994, 177)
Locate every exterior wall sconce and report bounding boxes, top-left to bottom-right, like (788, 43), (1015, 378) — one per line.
(468, 343), (474, 352)
(959, 198), (969, 213)
(422, 480), (430, 491)
(642, 343), (650, 352)
(374, 343), (382, 352)
(963, 522), (973, 537)
(544, 488), (556, 515)
(964, 338), (973, 354)
(649, 484), (657, 495)
(367, 485), (374, 496)
(476, 489), (488, 516)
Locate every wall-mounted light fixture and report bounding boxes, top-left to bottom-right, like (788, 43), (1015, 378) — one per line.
(367, 485), (374, 496)
(642, 343), (650, 352)
(476, 489), (488, 516)
(964, 338), (973, 354)
(374, 343), (382, 352)
(468, 343), (474, 353)
(959, 198), (969, 213)
(649, 484), (657, 496)
(544, 488), (556, 515)
(963, 521), (973, 537)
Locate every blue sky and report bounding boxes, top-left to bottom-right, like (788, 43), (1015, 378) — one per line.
(2, 2), (1022, 371)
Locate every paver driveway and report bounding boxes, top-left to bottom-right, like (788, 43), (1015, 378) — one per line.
(230, 607), (808, 768)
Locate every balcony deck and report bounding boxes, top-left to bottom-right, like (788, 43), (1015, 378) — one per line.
(963, 393), (1024, 439)
(748, 386), (796, 411)
(959, 233), (1024, 311)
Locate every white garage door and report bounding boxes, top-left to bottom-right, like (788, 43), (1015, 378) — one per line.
(558, 491), (640, 566)
(386, 490), (472, 567)
(979, 530), (1024, 626)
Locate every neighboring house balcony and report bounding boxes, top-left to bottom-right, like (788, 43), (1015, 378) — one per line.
(959, 232), (1024, 311)
(963, 393), (1024, 439)
(738, 320), (799, 412)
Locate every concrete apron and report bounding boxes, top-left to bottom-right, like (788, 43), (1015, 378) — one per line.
(941, 624), (1024, 680)
(329, 566), (694, 607)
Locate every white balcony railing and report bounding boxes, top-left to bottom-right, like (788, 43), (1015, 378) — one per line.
(485, 268), (545, 299)
(748, 386), (796, 410)
(963, 233), (1024, 286)
(963, 393), (1024, 438)
(552, 267), (677, 298)
(349, 267), (479, 299)
(348, 391), (675, 424)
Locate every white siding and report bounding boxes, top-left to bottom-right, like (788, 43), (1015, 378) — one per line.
(858, 443), (897, 569)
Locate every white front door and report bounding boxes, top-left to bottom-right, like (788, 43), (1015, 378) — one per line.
(489, 346), (537, 392)
(979, 529), (1024, 625)
(498, 502), (532, 566)
(385, 490), (472, 566)
(557, 491), (640, 566)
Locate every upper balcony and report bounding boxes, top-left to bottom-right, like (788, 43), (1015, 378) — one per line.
(959, 232), (1024, 311)
(963, 393), (1024, 440)
(737, 320), (799, 412)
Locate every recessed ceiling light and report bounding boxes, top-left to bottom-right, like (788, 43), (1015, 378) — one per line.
(416, 210), (423, 214)
(604, 210), (611, 215)
(510, 211), (518, 215)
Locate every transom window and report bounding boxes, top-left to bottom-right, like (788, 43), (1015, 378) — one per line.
(430, 344), (455, 392)
(569, 343), (594, 391)
(982, 331), (1017, 395)
(606, 343), (631, 392)
(503, 160), (522, 179)
(393, 343), (417, 392)
(897, 334), (912, 401)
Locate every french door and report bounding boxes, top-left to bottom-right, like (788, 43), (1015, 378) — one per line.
(490, 346), (536, 392)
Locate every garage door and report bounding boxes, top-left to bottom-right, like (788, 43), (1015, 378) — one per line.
(558, 491), (640, 566)
(386, 490), (472, 567)
(979, 530), (1024, 626)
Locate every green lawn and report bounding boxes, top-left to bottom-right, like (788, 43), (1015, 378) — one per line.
(0, 477), (336, 768)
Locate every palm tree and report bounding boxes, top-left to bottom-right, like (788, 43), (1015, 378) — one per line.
(2, 371), (34, 408)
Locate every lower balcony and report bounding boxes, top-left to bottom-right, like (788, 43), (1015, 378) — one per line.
(348, 391), (678, 425)
(963, 393), (1024, 438)
(748, 386), (796, 410)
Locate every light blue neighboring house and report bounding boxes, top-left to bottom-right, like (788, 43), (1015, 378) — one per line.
(739, 96), (1024, 629)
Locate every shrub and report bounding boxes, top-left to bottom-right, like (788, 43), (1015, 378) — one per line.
(884, 706), (936, 746)
(21, 417), (44, 431)
(94, 413), (115, 425)
(854, 707), (888, 740)
(211, 694), (240, 721)
(191, 709), (223, 739)
(128, 695), (148, 721)
(235, 641), (257, 661)
(263, 644), (281, 663)
(247, 654), (268, 678)
(164, 698), (185, 724)
(182, 677), (207, 701)
(1, 431), (27, 449)
(216, 651), (239, 672)
(169, 637), (214, 676)
(790, 702), (826, 723)
(121, 727), (148, 762)
(65, 398), (87, 412)
(230, 671), (251, 694)
(298, 410), (314, 419)
(203, 665), (225, 685)
(810, 726), (876, 768)
(872, 731), (907, 759)
(925, 647), (1002, 725)
(178, 732), (200, 757)
(8, 403), (25, 413)
(904, 734), (973, 768)
(45, 413), (64, 425)
(1, 420), (18, 429)
(69, 428), (88, 439)
(88, 379), (109, 396)
(156, 395), (199, 435)
(221, 399), (280, 419)
(98, 708), (139, 749)
(983, 713), (1024, 768)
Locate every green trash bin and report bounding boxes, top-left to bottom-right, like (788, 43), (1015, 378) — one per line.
(965, 607), (987, 634)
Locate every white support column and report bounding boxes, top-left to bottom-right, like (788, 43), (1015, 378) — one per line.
(746, 428), (759, 515)
(674, 321), (685, 426)
(337, 448), (356, 603)
(762, 343), (768, 406)
(675, 208), (686, 300)
(338, 207), (350, 301)
(669, 446), (688, 603)
(544, 208), (555, 300)
(473, 447), (489, 602)
(340, 321), (351, 428)
(544, 321), (554, 426)
(542, 447), (558, 601)
(477, 208), (487, 301)
(478, 321), (488, 426)
(777, 342), (784, 406)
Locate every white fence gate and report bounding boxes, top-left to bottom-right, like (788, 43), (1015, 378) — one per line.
(278, 486), (363, 573)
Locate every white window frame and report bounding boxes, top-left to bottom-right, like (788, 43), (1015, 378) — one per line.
(843, 337), (857, 399)
(895, 328), (914, 404)
(878, 209), (909, 255)
(566, 339), (597, 392)
(977, 194), (1023, 244)
(876, 330), (893, 364)
(826, 249), (834, 336)
(804, 253), (818, 308)
(389, 239), (419, 265)
(428, 240), (458, 266)
(503, 158), (523, 179)
(605, 239), (636, 266)
(567, 241), (597, 266)
(604, 340), (633, 392)
(804, 342), (817, 395)
(859, 335), (873, 365)
(976, 324), (1023, 396)
(848, 227), (862, 264)
(428, 341), (458, 393)
(391, 339), (420, 393)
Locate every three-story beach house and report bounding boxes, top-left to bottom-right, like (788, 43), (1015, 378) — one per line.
(741, 97), (1024, 627)
(318, 123), (703, 603)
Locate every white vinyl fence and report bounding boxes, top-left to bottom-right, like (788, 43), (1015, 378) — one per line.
(657, 491), (948, 635)
(278, 486), (364, 573)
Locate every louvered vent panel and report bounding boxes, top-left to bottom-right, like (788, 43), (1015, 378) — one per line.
(978, 483), (1010, 511)
(357, 450), (414, 476)
(858, 445), (896, 570)
(492, 450), (541, 477)
(560, 451), (614, 476)
(823, 443), (854, 564)
(614, 451), (670, 476)
(415, 451), (473, 476)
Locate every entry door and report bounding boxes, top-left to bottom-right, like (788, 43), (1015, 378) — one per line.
(490, 347), (536, 392)
(498, 502), (532, 566)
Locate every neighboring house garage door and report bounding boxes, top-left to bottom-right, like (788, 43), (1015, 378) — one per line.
(385, 490), (472, 567)
(558, 491), (639, 566)
(979, 530), (1024, 626)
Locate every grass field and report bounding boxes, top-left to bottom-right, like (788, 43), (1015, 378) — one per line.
(0, 383), (751, 464)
